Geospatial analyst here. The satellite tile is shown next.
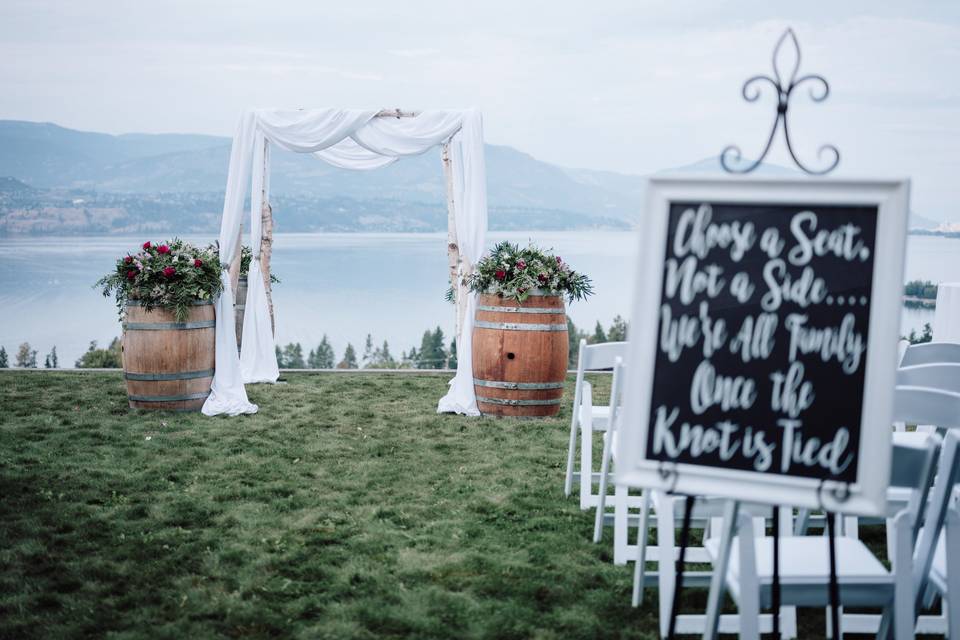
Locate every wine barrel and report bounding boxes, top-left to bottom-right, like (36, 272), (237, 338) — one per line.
(235, 275), (248, 350)
(472, 291), (568, 417)
(122, 301), (215, 411)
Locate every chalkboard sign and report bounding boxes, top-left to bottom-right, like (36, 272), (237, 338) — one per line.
(616, 177), (910, 516)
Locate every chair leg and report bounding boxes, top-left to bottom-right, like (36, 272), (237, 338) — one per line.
(945, 508), (960, 637)
(704, 500), (739, 640)
(563, 418), (579, 497)
(593, 430), (614, 543)
(892, 511), (914, 640)
(614, 483), (629, 565)
(632, 489), (652, 607)
(737, 511), (761, 640)
(579, 426), (593, 511)
(656, 494), (676, 638)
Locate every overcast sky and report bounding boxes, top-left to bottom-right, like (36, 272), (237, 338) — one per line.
(1, 0), (958, 218)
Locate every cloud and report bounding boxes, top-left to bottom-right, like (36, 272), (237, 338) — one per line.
(387, 48), (440, 58)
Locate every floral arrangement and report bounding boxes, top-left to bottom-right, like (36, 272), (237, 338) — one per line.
(465, 241), (593, 303)
(96, 239), (223, 321)
(239, 246), (280, 284)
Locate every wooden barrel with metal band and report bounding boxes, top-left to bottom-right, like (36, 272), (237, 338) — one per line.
(472, 291), (568, 417)
(235, 275), (247, 350)
(122, 300), (215, 411)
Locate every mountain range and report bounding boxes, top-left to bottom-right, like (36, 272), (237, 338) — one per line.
(0, 120), (942, 235)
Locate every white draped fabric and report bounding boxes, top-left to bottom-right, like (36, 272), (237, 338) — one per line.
(202, 108), (488, 417)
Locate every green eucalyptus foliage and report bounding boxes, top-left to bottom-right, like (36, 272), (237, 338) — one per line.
(466, 241), (593, 303)
(96, 239), (223, 322)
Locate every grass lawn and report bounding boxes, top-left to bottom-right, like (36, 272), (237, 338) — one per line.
(1, 372), (879, 639)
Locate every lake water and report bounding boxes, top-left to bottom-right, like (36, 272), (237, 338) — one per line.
(0, 232), (956, 367)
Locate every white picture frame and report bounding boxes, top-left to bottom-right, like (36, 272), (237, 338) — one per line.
(615, 175), (910, 516)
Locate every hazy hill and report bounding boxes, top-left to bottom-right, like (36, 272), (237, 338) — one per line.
(0, 120), (943, 234)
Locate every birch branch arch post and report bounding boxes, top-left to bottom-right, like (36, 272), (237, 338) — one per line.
(202, 107), (489, 418)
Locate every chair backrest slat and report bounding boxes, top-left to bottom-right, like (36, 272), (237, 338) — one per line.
(579, 341), (627, 371)
(900, 341), (960, 367)
(896, 363), (960, 394)
(893, 386), (960, 430)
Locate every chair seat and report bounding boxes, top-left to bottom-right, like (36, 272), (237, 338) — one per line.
(893, 430), (933, 447)
(704, 536), (893, 607)
(580, 404), (611, 430)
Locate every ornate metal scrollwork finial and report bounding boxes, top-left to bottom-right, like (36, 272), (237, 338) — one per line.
(721, 28), (840, 176)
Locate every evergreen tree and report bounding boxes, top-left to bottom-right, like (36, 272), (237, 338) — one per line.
(447, 338), (457, 370)
(608, 315), (628, 342)
(44, 346), (58, 368)
(0, 346), (7, 368)
(567, 317), (587, 367)
(592, 321), (607, 344)
(15, 342), (37, 368)
(417, 327), (446, 369)
(362, 333), (374, 367)
(275, 345), (285, 368)
(315, 335), (335, 369)
(307, 347), (317, 368)
(75, 338), (122, 368)
(369, 340), (397, 368)
(285, 343), (305, 368)
(337, 343), (358, 369)
(404, 347), (419, 368)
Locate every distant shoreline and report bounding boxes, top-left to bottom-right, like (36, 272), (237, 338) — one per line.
(0, 227), (955, 239)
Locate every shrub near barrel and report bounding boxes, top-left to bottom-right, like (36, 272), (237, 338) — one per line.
(472, 292), (568, 417)
(123, 301), (215, 411)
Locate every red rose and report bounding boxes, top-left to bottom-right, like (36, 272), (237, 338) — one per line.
(495, 269), (506, 280)
(193, 259), (202, 267)
(162, 266), (176, 277)
(516, 259), (526, 270)
(556, 256), (562, 264)
(537, 273), (548, 284)
(126, 270), (137, 280)
(157, 245), (170, 254)
(143, 241), (152, 250)
(124, 256), (133, 264)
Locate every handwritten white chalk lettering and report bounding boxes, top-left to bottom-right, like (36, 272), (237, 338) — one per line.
(778, 418), (855, 475)
(652, 405), (776, 472)
(690, 360), (757, 415)
(788, 211), (870, 266)
(651, 405), (743, 462)
(741, 426), (775, 472)
(729, 313), (778, 363)
(729, 271), (756, 303)
(760, 260), (828, 311)
(759, 227), (785, 259)
(784, 312), (865, 374)
(658, 304), (701, 362)
(698, 302), (728, 357)
(664, 256), (726, 304)
(673, 205), (756, 262)
(769, 362), (815, 418)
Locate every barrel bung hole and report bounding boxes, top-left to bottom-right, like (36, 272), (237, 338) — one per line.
(506, 352), (516, 360)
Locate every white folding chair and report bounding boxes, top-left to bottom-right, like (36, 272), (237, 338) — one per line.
(705, 386), (960, 640)
(925, 487), (960, 637)
(592, 358), (624, 542)
(563, 340), (627, 510)
(702, 432), (942, 640)
(632, 492), (797, 638)
(900, 341), (960, 367)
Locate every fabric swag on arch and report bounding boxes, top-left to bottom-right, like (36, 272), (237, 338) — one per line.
(201, 108), (489, 418)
